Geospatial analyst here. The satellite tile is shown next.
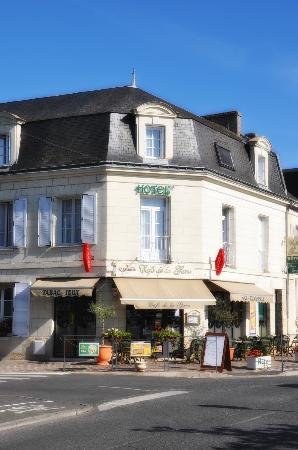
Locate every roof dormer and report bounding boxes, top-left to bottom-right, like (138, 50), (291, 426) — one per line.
(247, 136), (271, 189)
(134, 102), (176, 162)
(0, 111), (24, 168)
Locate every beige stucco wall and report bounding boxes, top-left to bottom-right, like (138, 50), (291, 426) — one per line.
(0, 166), (295, 359)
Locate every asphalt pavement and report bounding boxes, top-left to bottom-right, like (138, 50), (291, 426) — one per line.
(0, 373), (297, 449)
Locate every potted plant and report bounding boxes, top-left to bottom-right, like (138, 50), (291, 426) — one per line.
(246, 338), (271, 370)
(89, 302), (115, 366)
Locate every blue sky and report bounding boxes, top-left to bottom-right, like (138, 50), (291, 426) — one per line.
(1, 0), (297, 168)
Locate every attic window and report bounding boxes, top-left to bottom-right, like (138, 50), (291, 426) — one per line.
(215, 144), (234, 170)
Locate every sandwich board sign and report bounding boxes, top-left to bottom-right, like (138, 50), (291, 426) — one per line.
(200, 332), (231, 373)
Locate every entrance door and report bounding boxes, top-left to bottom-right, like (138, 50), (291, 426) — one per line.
(54, 296), (95, 357)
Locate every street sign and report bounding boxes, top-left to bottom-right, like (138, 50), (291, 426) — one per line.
(130, 341), (151, 357)
(78, 342), (99, 357)
(287, 256), (298, 274)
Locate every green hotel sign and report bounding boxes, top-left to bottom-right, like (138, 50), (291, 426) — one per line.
(135, 184), (173, 196)
(287, 256), (298, 274)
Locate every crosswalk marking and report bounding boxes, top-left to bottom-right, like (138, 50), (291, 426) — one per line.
(0, 400), (63, 415)
(0, 374), (49, 383)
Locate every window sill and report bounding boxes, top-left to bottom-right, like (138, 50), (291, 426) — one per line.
(143, 157), (169, 165)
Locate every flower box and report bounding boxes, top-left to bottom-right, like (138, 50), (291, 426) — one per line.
(247, 355), (271, 370)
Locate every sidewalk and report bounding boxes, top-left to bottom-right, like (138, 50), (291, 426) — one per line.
(0, 356), (297, 378)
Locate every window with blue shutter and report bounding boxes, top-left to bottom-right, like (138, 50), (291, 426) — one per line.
(81, 193), (97, 244)
(13, 198), (27, 248)
(38, 197), (52, 247)
(12, 283), (30, 337)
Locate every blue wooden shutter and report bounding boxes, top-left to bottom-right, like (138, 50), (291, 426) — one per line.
(81, 193), (97, 244)
(13, 198), (27, 247)
(12, 283), (30, 337)
(38, 197), (52, 246)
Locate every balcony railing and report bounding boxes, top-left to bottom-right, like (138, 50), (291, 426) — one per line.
(140, 236), (170, 262)
(223, 242), (235, 267)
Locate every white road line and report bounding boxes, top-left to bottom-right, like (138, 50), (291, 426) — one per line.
(232, 411), (276, 426)
(97, 390), (188, 412)
(98, 385), (153, 392)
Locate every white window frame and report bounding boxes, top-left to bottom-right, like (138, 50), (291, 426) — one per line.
(145, 126), (165, 159)
(140, 197), (170, 262)
(57, 198), (82, 246)
(222, 205), (235, 267)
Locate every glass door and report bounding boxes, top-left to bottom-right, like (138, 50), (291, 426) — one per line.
(54, 296), (95, 357)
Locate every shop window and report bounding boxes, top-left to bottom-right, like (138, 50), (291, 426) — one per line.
(222, 205), (235, 267)
(140, 197), (169, 262)
(258, 303), (268, 337)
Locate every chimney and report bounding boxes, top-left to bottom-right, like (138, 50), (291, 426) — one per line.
(203, 111), (242, 136)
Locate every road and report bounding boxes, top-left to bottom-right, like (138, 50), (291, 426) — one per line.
(0, 373), (297, 449)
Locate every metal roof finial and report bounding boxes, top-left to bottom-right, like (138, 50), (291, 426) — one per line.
(129, 68), (137, 88)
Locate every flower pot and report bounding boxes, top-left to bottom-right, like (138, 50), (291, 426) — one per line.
(97, 345), (112, 366)
(229, 347), (235, 361)
(135, 359), (146, 372)
(247, 355), (271, 370)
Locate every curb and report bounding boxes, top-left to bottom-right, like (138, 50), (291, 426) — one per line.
(0, 405), (93, 432)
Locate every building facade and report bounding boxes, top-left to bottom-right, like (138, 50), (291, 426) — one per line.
(0, 86), (296, 360)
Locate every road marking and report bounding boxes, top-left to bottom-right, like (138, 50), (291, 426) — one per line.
(98, 385), (153, 392)
(97, 390), (188, 412)
(233, 411), (276, 425)
(0, 400), (63, 415)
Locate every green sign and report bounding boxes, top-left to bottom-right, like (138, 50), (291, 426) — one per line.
(287, 256), (298, 274)
(79, 342), (99, 357)
(135, 184), (173, 196)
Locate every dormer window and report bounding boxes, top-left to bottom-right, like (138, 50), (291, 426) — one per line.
(134, 102), (176, 162)
(247, 136), (271, 189)
(0, 135), (9, 166)
(145, 126), (164, 159)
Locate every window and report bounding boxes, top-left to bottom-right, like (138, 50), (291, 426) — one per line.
(222, 206), (235, 267)
(140, 197), (169, 262)
(258, 216), (269, 272)
(0, 135), (9, 166)
(257, 155), (266, 186)
(215, 144), (234, 170)
(59, 198), (81, 245)
(51, 193), (96, 246)
(0, 287), (13, 336)
(0, 202), (13, 247)
(145, 126), (164, 159)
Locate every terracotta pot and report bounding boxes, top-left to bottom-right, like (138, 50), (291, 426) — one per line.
(229, 347), (235, 361)
(97, 345), (112, 366)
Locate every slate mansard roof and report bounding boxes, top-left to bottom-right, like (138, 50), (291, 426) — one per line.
(0, 86), (286, 198)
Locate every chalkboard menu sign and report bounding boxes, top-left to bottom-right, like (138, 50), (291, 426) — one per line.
(200, 332), (232, 372)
